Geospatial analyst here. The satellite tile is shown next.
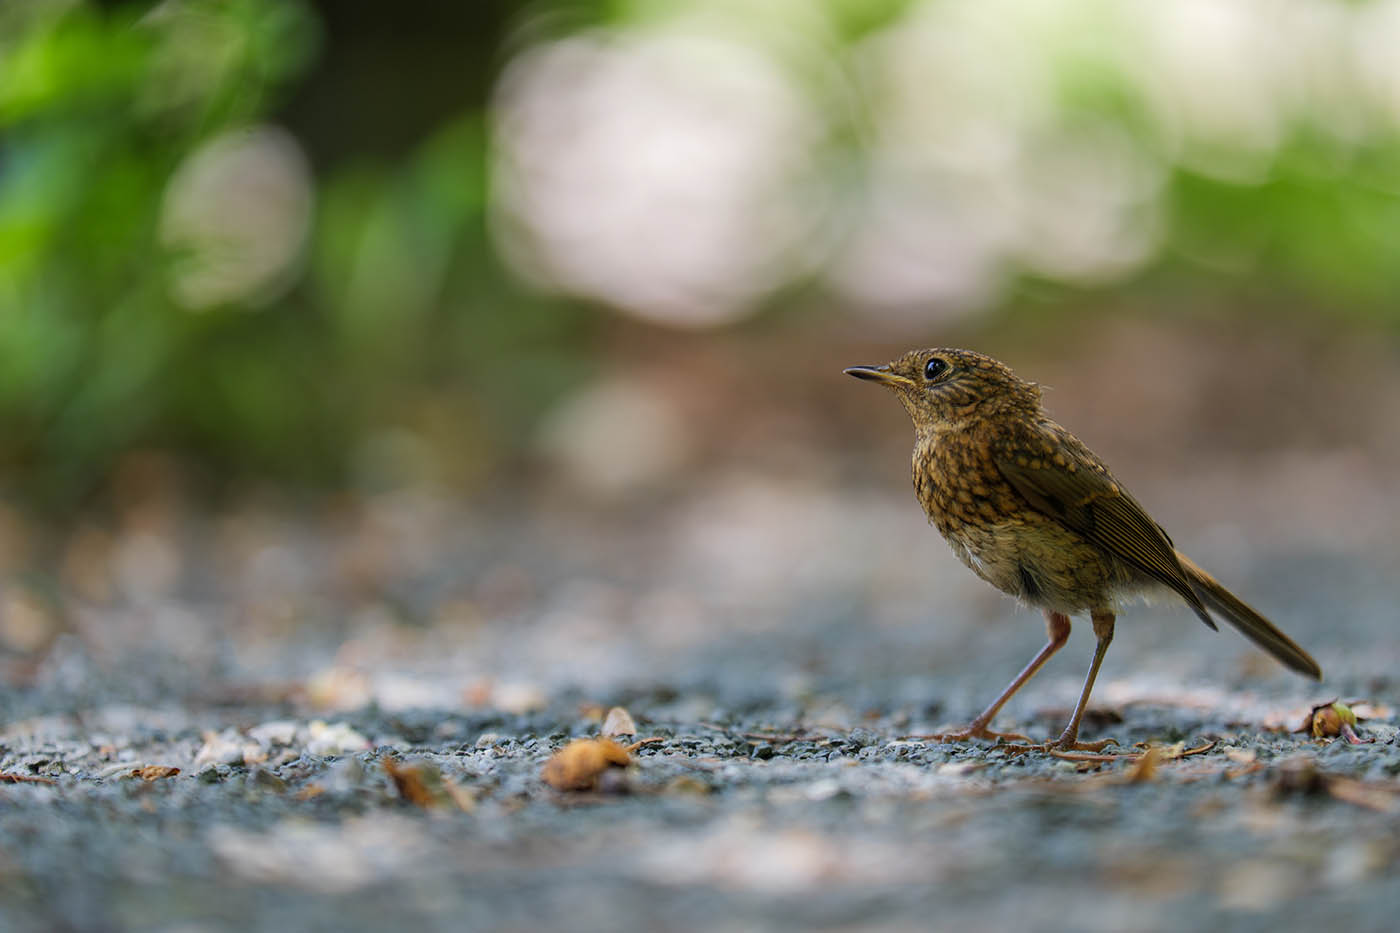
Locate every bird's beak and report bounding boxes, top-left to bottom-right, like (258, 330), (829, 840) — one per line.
(844, 364), (912, 388)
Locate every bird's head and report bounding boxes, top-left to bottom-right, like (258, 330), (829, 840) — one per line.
(844, 348), (1042, 433)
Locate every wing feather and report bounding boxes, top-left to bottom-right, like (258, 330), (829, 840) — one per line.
(993, 425), (1216, 629)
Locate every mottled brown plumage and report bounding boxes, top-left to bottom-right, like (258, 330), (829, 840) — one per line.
(846, 348), (1320, 751)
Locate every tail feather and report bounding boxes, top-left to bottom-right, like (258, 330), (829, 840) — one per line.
(1175, 551), (1322, 680)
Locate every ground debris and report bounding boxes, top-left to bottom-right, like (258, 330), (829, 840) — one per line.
(306, 721), (371, 756)
(1273, 755), (1400, 812)
(1296, 700), (1374, 744)
(741, 731), (809, 745)
(1324, 777), (1400, 813)
(1222, 747), (1265, 780)
(541, 738), (632, 792)
(602, 706), (637, 736)
(1037, 740), (1216, 769)
(1123, 746), (1161, 782)
(193, 729), (252, 770)
(665, 775), (713, 795)
(1142, 740), (1217, 761)
(130, 765), (181, 781)
(382, 758), (475, 811)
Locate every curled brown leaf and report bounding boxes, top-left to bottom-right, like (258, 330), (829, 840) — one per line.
(383, 758), (439, 808)
(541, 738), (631, 791)
(382, 758), (473, 810)
(130, 765), (181, 781)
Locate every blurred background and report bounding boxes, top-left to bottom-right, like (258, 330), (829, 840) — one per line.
(2, 0), (1399, 707)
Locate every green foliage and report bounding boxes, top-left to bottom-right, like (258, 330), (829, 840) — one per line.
(0, 2), (316, 500)
(1165, 137), (1400, 311)
(3, 0), (1399, 507)
(0, 2), (587, 505)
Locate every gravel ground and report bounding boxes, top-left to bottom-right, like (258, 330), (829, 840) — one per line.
(1, 484), (1398, 932)
(2, 689), (1399, 933)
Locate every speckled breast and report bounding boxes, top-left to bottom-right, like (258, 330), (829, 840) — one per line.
(912, 436), (1126, 613)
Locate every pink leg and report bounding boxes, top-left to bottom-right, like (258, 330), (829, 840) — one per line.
(1053, 610), (1117, 752)
(923, 611), (1071, 742)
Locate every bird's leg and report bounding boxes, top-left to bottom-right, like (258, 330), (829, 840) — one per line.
(1052, 610), (1117, 752)
(920, 611), (1070, 743)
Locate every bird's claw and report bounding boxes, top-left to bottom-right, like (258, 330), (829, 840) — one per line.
(1054, 736), (1118, 753)
(912, 725), (1030, 744)
(995, 737), (1123, 758)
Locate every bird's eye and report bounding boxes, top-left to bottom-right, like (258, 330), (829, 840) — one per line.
(924, 358), (948, 381)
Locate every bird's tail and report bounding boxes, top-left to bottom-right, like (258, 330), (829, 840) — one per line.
(1173, 551), (1321, 680)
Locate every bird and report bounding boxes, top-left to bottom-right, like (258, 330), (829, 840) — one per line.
(844, 348), (1321, 751)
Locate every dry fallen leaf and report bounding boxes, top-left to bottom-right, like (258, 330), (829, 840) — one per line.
(130, 766), (180, 781)
(1146, 740), (1216, 761)
(1325, 777), (1400, 814)
(382, 758), (474, 810)
(1273, 756), (1400, 813)
(383, 758), (439, 808)
(541, 738), (631, 791)
(1124, 746), (1161, 783)
(0, 772), (57, 785)
(1047, 740), (1214, 768)
(601, 706), (637, 737)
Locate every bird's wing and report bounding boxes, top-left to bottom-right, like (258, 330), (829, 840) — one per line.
(992, 424), (1216, 629)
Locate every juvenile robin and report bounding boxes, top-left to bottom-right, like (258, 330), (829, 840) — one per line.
(845, 348), (1320, 751)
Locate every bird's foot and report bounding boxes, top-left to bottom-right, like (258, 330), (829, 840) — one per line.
(996, 737), (1122, 758)
(912, 724), (1030, 744)
(1054, 736), (1118, 753)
